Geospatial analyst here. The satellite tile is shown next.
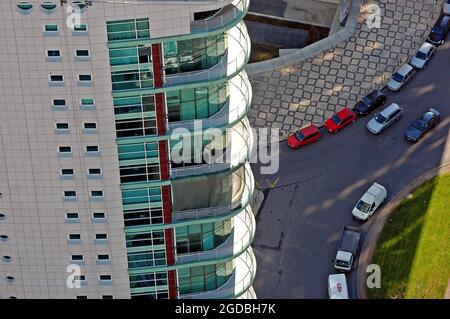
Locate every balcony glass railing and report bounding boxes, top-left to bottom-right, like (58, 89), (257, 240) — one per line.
(175, 205), (255, 265)
(163, 21), (250, 88)
(170, 117), (253, 178)
(168, 70), (252, 132)
(190, 0), (249, 33)
(172, 162), (254, 221)
(179, 246), (256, 299)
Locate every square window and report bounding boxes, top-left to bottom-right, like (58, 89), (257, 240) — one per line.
(44, 24), (58, 32)
(47, 50), (61, 58)
(75, 49), (90, 57)
(92, 212), (106, 219)
(49, 74), (64, 82)
(97, 254), (110, 261)
(99, 275), (112, 281)
(88, 168), (101, 175)
(71, 254), (84, 261)
(83, 122), (97, 130)
(53, 99), (67, 107)
(58, 146), (72, 153)
(69, 234), (81, 240)
(91, 190), (104, 197)
(73, 24), (88, 32)
(64, 191), (77, 197)
(86, 145), (99, 152)
(56, 123), (69, 130)
(78, 74), (92, 82)
(66, 212), (79, 219)
(61, 168), (74, 175)
(95, 234), (108, 240)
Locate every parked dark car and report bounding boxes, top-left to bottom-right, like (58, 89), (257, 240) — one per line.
(404, 108), (441, 143)
(427, 14), (450, 45)
(353, 90), (387, 116)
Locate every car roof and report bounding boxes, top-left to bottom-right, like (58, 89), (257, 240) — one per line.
(380, 103), (400, 116)
(366, 89), (383, 99)
(300, 125), (319, 135)
(419, 42), (433, 53)
(438, 14), (450, 26)
(397, 64), (413, 75)
(336, 107), (353, 118)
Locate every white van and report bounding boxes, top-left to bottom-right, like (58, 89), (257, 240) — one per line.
(328, 274), (349, 299)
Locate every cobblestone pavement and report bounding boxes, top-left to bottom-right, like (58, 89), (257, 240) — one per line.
(247, 0), (444, 138)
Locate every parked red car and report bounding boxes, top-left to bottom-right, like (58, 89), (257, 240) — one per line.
(324, 107), (357, 133)
(287, 125), (322, 149)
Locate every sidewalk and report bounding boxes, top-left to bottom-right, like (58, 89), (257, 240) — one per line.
(247, 0), (444, 138)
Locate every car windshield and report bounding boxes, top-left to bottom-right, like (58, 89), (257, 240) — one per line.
(294, 131), (304, 141)
(332, 115), (342, 125)
(412, 119), (427, 131)
(415, 51), (427, 60)
(375, 113), (387, 124)
(392, 72), (404, 82)
(335, 260), (350, 268)
(362, 96), (372, 106)
(432, 27), (443, 34)
(356, 200), (371, 213)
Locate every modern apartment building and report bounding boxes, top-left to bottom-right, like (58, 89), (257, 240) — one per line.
(0, 0), (255, 299)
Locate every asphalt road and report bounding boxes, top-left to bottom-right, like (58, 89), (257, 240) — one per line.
(251, 39), (450, 299)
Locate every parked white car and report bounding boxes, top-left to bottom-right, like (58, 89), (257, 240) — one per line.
(328, 274), (349, 299)
(387, 64), (416, 91)
(444, 0), (450, 15)
(410, 42), (436, 69)
(352, 183), (387, 221)
(367, 103), (404, 134)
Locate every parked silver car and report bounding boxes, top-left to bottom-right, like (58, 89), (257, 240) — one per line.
(444, 0), (450, 15)
(367, 103), (404, 134)
(410, 42), (436, 69)
(387, 64), (416, 91)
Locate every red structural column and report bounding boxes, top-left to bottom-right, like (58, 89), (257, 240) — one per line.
(152, 42), (178, 299)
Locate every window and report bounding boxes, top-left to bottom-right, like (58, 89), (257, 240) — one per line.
(17, 2), (33, 11)
(60, 168), (74, 176)
(74, 275), (86, 282)
(83, 122), (97, 130)
(2, 256), (12, 262)
(97, 254), (110, 261)
(76, 295), (87, 299)
(95, 234), (108, 240)
(68, 234), (81, 240)
(80, 98), (95, 108)
(106, 18), (150, 42)
(0, 235), (9, 241)
(53, 99), (67, 108)
(99, 275), (112, 281)
(92, 212), (106, 220)
(66, 212), (79, 220)
(41, 2), (57, 10)
(58, 146), (72, 153)
(88, 168), (101, 175)
(64, 191), (77, 198)
(75, 49), (90, 57)
(55, 123), (69, 131)
(49, 74), (64, 83)
(86, 145), (99, 153)
(78, 74), (92, 82)
(90, 190), (104, 198)
(73, 24), (88, 32)
(0, 213), (6, 220)
(44, 24), (59, 32)
(71, 254), (84, 261)
(47, 50), (61, 58)
(102, 295), (113, 299)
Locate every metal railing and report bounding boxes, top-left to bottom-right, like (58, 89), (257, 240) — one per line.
(168, 70), (252, 132)
(163, 21), (250, 88)
(175, 205), (255, 264)
(170, 117), (254, 178)
(190, 0), (249, 33)
(179, 246), (256, 299)
(172, 162), (254, 221)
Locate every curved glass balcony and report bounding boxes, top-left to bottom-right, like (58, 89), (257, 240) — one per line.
(163, 21), (250, 88)
(179, 246), (256, 299)
(170, 117), (253, 178)
(175, 205), (255, 265)
(191, 0), (249, 33)
(168, 70), (252, 132)
(172, 162), (254, 221)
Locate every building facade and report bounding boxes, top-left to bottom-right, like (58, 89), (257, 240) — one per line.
(0, 0), (255, 299)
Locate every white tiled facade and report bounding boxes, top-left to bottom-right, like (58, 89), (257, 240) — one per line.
(0, 0), (255, 299)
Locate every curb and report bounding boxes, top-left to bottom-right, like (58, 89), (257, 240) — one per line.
(245, 0), (364, 75)
(356, 162), (450, 299)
